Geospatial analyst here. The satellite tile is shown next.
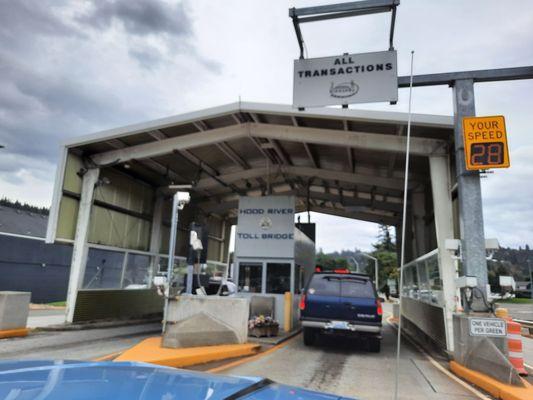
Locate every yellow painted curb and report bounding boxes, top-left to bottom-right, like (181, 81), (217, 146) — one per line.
(208, 332), (300, 373)
(0, 328), (29, 339)
(114, 337), (260, 368)
(450, 361), (532, 400)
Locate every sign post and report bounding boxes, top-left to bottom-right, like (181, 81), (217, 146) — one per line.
(453, 80), (489, 305)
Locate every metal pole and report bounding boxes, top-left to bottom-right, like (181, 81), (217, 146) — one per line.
(350, 257), (360, 273)
(394, 50), (415, 400)
(452, 79), (489, 300)
(528, 259), (533, 300)
(163, 192), (180, 333)
(374, 257), (378, 290)
(360, 253), (379, 289)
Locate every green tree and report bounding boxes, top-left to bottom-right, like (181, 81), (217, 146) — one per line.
(370, 224), (398, 289)
(316, 251), (350, 271)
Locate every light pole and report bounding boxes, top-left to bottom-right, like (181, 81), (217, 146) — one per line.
(350, 257), (360, 273)
(526, 256), (533, 299)
(162, 185), (191, 333)
(360, 253), (379, 290)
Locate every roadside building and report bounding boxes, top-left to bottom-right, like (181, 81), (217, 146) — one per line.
(0, 205), (72, 303)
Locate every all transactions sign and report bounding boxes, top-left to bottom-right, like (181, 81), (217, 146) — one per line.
(235, 196), (295, 259)
(293, 50), (398, 108)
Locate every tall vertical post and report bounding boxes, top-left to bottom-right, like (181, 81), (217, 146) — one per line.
(65, 168), (100, 323)
(411, 189), (427, 258)
(163, 193), (180, 332)
(453, 79), (489, 295)
(429, 155), (456, 351)
(149, 194), (164, 276)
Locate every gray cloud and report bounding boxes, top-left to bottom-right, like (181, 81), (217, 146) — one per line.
(0, 0), (79, 39)
(0, 0), (220, 179)
(128, 46), (164, 70)
(78, 0), (192, 37)
(0, 52), (136, 163)
(77, 1), (221, 75)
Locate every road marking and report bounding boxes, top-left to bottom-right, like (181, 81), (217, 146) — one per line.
(386, 316), (492, 400)
(207, 334), (300, 373)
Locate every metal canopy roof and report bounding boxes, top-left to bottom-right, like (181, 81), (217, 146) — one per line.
(65, 102), (453, 226)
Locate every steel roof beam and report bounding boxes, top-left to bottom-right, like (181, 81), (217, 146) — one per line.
(300, 204), (400, 226)
(197, 183), (402, 208)
(90, 124), (249, 166)
(290, 0), (397, 17)
(217, 141), (250, 169)
(195, 165), (411, 192)
(249, 123), (446, 156)
(105, 139), (189, 184)
(201, 191), (400, 219)
(398, 66), (533, 88)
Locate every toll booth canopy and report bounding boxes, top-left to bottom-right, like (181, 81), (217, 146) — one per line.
(46, 102), (458, 350)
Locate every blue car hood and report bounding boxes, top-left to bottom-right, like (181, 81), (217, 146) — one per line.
(0, 360), (353, 399)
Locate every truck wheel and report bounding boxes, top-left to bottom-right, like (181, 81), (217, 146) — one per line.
(303, 328), (316, 346)
(368, 338), (381, 353)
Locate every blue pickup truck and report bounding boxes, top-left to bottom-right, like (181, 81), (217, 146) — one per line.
(299, 270), (383, 352)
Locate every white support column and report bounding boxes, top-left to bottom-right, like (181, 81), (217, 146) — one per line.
(65, 168), (100, 323)
(149, 194), (165, 277)
(412, 190), (427, 258)
(429, 155), (456, 352)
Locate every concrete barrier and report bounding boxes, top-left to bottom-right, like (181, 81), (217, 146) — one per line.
(453, 313), (524, 386)
(392, 303), (399, 319)
(163, 296), (249, 348)
(0, 291), (30, 330)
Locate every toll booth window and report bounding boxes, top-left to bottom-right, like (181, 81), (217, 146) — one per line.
(158, 257), (168, 273)
(341, 279), (375, 298)
(122, 254), (151, 289)
(83, 248), (124, 289)
(294, 264), (303, 293)
(411, 266), (419, 298)
(417, 261), (431, 302)
(266, 263), (291, 294)
(427, 256), (443, 305)
(238, 263), (262, 293)
(402, 267), (412, 296)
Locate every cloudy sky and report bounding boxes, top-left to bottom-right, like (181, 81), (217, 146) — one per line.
(1, 0), (532, 252)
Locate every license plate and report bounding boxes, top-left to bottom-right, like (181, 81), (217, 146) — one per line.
(331, 320), (349, 330)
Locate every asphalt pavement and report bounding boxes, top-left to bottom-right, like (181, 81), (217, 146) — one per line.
(27, 308), (66, 328)
(0, 323), (161, 361)
(223, 306), (479, 400)
(499, 302), (533, 321)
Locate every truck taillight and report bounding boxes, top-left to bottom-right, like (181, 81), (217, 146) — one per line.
(376, 299), (383, 316)
(299, 294), (306, 311)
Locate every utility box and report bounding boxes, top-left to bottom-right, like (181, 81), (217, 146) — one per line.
(0, 291), (31, 330)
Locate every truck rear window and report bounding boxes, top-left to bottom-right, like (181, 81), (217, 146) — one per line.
(308, 275), (340, 296)
(341, 279), (375, 298)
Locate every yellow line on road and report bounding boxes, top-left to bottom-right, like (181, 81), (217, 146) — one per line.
(207, 334), (300, 374)
(386, 316), (491, 400)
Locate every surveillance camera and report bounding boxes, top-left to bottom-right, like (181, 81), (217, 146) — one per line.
(176, 191), (191, 210)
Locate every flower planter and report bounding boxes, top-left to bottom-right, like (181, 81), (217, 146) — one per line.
(249, 325), (279, 338)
